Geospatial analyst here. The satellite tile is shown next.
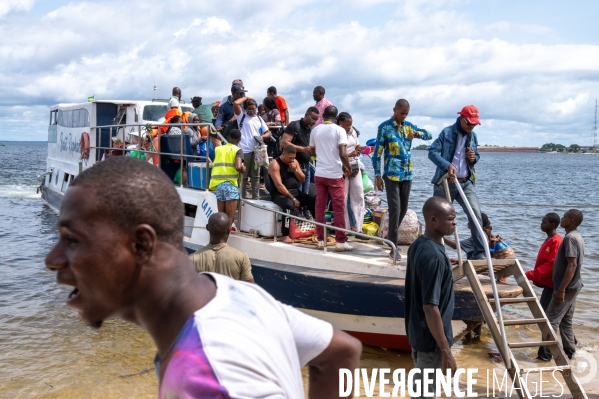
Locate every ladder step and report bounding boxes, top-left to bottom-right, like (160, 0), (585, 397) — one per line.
(503, 318), (547, 326)
(489, 297), (536, 304)
(520, 366), (572, 374)
(508, 340), (558, 349)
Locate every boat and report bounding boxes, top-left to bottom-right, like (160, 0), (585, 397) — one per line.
(39, 99), (522, 350)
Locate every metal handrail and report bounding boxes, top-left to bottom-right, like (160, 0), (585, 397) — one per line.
(84, 122), (400, 264)
(436, 173), (510, 369)
(90, 122), (225, 189)
(239, 198), (399, 265)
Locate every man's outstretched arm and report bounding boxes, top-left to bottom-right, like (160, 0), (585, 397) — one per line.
(307, 328), (362, 399)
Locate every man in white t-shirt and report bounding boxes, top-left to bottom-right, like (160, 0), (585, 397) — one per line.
(309, 105), (353, 251)
(45, 156), (362, 399)
(233, 95), (271, 199)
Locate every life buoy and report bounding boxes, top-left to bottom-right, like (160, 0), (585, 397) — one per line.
(80, 132), (90, 160)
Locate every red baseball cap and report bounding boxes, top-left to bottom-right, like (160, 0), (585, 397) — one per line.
(457, 105), (481, 125)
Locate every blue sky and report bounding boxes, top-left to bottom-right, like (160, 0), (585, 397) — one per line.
(1, 0), (599, 146)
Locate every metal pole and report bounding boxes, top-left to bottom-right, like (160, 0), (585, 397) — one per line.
(180, 126), (184, 188)
(443, 179), (463, 274)
(452, 179), (510, 369)
(323, 220), (327, 253)
(273, 212), (277, 242)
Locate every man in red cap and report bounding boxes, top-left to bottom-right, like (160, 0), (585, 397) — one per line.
(428, 105), (486, 260)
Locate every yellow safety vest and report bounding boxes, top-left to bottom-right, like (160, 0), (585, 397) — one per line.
(209, 143), (241, 190)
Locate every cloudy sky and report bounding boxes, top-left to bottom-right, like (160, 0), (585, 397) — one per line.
(2, 0), (599, 146)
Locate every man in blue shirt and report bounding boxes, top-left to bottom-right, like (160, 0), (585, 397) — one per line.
(428, 105), (485, 260)
(215, 84), (247, 131)
(372, 99), (432, 260)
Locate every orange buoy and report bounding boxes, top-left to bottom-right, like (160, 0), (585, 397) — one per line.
(80, 132), (90, 160)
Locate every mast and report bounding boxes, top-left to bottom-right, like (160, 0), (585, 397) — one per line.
(153, 81), (157, 100)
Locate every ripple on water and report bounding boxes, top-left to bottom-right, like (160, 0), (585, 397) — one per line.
(1, 143), (598, 397)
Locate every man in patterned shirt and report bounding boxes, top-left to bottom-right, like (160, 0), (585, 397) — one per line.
(372, 99), (432, 260)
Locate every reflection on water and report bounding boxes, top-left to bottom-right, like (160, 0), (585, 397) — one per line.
(1, 143), (598, 397)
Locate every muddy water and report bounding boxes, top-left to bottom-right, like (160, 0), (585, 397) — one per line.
(1, 142), (598, 397)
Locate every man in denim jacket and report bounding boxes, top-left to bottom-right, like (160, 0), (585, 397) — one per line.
(428, 105), (486, 260)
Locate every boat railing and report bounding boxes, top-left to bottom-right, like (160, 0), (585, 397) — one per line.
(436, 173), (510, 369)
(89, 122), (223, 188)
(238, 197), (399, 265)
(86, 122), (401, 265)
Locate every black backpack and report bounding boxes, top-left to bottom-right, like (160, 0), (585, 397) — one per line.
(222, 114), (246, 141)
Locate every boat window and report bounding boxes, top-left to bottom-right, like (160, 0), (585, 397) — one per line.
(73, 109), (81, 128)
(46, 169), (53, 185)
(63, 111), (69, 127)
(48, 111), (58, 142)
(61, 173), (70, 193)
(79, 109), (88, 127)
(142, 105), (168, 121)
(182, 106), (193, 114)
(184, 204), (197, 218)
(55, 170), (59, 185)
(57, 110), (63, 126)
(49, 110), (57, 126)
(113, 107), (127, 126)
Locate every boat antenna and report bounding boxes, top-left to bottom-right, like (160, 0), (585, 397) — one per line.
(153, 81), (157, 100)
(593, 99), (598, 154)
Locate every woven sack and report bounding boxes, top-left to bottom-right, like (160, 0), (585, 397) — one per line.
(492, 246), (516, 259)
(397, 209), (419, 245)
(289, 218), (317, 239)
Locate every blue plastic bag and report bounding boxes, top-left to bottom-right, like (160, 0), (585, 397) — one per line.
(197, 140), (215, 160)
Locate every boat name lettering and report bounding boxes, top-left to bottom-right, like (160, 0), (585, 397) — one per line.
(60, 132), (81, 154)
(201, 200), (214, 219)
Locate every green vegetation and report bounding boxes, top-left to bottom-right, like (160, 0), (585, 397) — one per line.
(413, 144), (428, 150)
(540, 143), (566, 152)
(539, 143), (593, 153)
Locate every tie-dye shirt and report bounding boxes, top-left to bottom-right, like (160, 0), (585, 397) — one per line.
(372, 118), (432, 182)
(154, 273), (333, 399)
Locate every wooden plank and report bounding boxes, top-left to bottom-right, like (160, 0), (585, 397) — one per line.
(489, 297), (536, 304)
(509, 340), (558, 348)
(503, 318), (547, 326)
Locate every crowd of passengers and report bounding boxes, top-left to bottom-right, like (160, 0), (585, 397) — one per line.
(127, 79), (431, 255)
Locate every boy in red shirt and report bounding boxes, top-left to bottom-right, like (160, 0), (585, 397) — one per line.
(526, 212), (562, 361)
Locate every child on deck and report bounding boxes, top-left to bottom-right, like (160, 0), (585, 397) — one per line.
(209, 129), (246, 230)
(526, 212), (562, 361)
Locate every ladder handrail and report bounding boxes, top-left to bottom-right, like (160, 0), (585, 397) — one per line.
(437, 173), (510, 369)
(238, 198), (399, 265)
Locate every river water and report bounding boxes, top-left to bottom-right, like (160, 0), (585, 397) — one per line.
(1, 141), (598, 397)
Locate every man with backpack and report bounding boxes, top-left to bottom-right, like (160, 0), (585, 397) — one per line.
(280, 107), (319, 194)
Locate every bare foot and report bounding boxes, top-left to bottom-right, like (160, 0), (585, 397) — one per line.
(281, 236), (294, 244)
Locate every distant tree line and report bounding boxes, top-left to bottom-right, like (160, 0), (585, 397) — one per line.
(539, 143), (595, 153)
(412, 142), (595, 153)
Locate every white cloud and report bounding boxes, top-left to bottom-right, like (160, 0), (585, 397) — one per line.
(0, 0), (34, 18)
(0, 0), (598, 147)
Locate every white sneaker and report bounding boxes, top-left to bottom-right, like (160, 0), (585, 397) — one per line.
(317, 241), (326, 249)
(335, 242), (354, 252)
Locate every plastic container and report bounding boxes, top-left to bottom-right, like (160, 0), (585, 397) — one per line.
(240, 200), (282, 237)
(188, 162), (209, 189)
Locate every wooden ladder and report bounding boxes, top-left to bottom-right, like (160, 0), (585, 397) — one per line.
(437, 174), (587, 399)
(453, 259), (587, 399)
